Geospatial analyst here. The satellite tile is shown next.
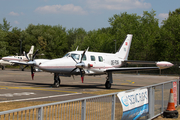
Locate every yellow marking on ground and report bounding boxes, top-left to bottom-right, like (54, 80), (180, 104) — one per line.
(121, 83), (129, 85)
(0, 88), (6, 89)
(0, 86), (78, 93)
(83, 89), (124, 95)
(7, 73), (21, 75)
(126, 80), (135, 84)
(126, 80), (132, 82)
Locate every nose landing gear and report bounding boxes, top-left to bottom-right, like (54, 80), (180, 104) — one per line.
(54, 73), (61, 87)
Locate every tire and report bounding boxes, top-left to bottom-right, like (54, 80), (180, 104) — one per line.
(105, 81), (111, 89)
(2, 66), (5, 70)
(54, 81), (60, 88)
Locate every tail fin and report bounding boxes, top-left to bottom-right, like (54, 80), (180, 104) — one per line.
(27, 46), (34, 59)
(115, 34), (133, 60)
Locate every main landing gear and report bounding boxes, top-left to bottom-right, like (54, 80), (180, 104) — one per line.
(2, 66), (5, 70)
(105, 72), (113, 89)
(54, 73), (61, 87)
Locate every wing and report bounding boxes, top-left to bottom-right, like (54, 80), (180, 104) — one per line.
(124, 60), (157, 65)
(106, 67), (159, 72)
(9, 61), (34, 66)
(8, 61), (27, 65)
(106, 61), (174, 72)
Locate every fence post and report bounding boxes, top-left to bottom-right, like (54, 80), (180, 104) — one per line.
(38, 107), (43, 120)
(111, 94), (116, 120)
(81, 99), (86, 120)
(161, 83), (164, 112)
(148, 86), (154, 119)
(177, 79), (179, 106)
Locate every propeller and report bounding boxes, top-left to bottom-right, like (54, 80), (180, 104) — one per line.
(71, 49), (86, 83)
(24, 49), (39, 80)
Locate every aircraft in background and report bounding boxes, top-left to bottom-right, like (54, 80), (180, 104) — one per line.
(4, 34), (174, 89)
(0, 58), (13, 70)
(1, 46), (34, 71)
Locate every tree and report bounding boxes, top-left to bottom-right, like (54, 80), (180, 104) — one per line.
(6, 27), (22, 55)
(67, 28), (87, 51)
(0, 18), (11, 32)
(21, 24), (68, 59)
(0, 30), (8, 57)
(160, 8), (180, 61)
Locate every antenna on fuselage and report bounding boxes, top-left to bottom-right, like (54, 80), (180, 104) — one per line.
(75, 46), (79, 51)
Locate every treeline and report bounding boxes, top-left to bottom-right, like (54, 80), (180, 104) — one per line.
(0, 9), (180, 62)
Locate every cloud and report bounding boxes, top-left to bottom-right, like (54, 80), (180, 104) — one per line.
(14, 21), (19, 24)
(158, 13), (168, 19)
(9, 11), (19, 16)
(86, 0), (151, 10)
(34, 4), (87, 15)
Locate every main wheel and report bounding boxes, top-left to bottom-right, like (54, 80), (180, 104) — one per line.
(2, 66), (5, 70)
(54, 80), (60, 88)
(105, 81), (111, 89)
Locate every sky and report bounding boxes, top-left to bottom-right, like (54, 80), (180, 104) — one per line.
(0, 0), (179, 31)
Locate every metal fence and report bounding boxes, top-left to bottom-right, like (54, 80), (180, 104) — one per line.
(0, 79), (179, 120)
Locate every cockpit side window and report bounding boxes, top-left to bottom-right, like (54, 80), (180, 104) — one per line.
(71, 54), (80, 60)
(98, 56), (103, 62)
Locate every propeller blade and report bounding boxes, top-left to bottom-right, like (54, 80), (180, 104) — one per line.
(71, 56), (78, 64)
(24, 52), (30, 61)
(70, 68), (77, 73)
(80, 49), (86, 63)
(32, 49), (39, 61)
(22, 65), (29, 70)
(31, 66), (34, 80)
(80, 69), (84, 83)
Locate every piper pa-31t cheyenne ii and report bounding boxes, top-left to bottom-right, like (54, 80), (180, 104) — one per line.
(3, 34), (173, 89)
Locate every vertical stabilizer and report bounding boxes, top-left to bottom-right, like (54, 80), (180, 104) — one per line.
(27, 46), (34, 59)
(115, 34), (133, 60)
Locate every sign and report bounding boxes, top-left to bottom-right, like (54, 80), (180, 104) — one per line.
(117, 88), (148, 120)
(173, 81), (177, 106)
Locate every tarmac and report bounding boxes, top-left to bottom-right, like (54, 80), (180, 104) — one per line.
(0, 68), (178, 103)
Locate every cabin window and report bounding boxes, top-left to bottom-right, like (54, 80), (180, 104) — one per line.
(82, 54), (86, 61)
(98, 56), (103, 62)
(71, 54), (80, 60)
(90, 55), (95, 61)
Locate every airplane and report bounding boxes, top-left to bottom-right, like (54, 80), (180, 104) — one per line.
(1, 46), (34, 71)
(0, 58), (13, 70)
(3, 34), (174, 89)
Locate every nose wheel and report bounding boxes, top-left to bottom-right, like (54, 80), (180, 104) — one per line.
(54, 73), (61, 87)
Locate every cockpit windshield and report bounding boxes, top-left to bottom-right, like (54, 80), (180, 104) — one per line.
(64, 53), (70, 57)
(71, 53), (80, 60)
(63, 53), (80, 60)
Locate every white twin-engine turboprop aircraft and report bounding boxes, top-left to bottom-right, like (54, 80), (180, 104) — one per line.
(3, 34), (174, 89)
(1, 46), (34, 70)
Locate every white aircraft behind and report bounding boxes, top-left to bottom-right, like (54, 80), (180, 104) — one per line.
(1, 46), (34, 70)
(3, 34), (174, 89)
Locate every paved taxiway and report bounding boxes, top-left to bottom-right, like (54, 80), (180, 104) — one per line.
(0, 68), (178, 103)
